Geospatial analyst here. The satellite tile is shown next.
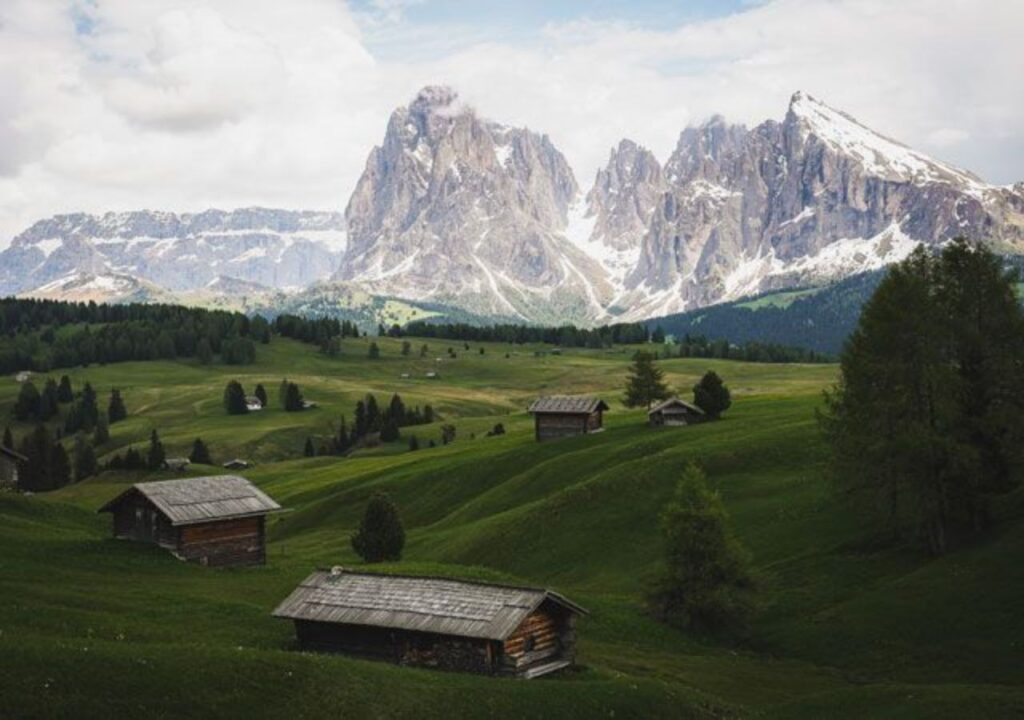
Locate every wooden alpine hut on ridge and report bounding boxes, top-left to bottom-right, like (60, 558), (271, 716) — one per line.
(648, 397), (705, 426)
(98, 475), (283, 567)
(527, 396), (608, 442)
(273, 568), (588, 678)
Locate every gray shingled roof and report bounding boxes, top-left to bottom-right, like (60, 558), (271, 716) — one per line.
(528, 396), (609, 414)
(98, 475), (282, 526)
(273, 570), (587, 641)
(649, 397), (705, 415)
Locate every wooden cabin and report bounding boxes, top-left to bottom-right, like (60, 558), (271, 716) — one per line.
(0, 446), (26, 491)
(162, 457), (190, 472)
(245, 396), (264, 411)
(528, 396), (609, 442)
(648, 397), (705, 427)
(98, 475), (283, 567)
(273, 569), (588, 678)
(222, 458), (250, 470)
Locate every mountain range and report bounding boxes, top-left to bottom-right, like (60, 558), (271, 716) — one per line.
(3, 87), (1022, 327)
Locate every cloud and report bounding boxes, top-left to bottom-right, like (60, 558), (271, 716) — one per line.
(0, 0), (1021, 245)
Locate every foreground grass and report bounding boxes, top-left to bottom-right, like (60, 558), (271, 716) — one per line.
(0, 337), (1021, 718)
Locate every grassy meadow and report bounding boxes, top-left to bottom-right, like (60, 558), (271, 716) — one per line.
(0, 336), (1021, 718)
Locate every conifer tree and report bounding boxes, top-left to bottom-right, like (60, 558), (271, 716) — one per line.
(73, 435), (98, 482)
(57, 375), (74, 403)
(93, 415), (110, 445)
(254, 384), (268, 408)
(13, 381), (41, 421)
(79, 382), (99, 431)
(408, 435), (419, 452)
(278, 378), (290, 408)
(693, 371), (732, 419)
(189, 438), (212, 465)
(646, 463), (754, 635)
(2, 426), (12, 449)
(223, 380), (249, 415)
(366, 394), (381, 431)
(401, 340), (411, 356)
(196, 338), (214, 365)
(420, 344), (429, 358)
(146, 430), (166, 470)
(304, 437), (316, 457)
(284, 382), (304, 412)
(108, 389), (128, 424)
(351, 493), (405, 563)
(39, 379), (59, 421)
(368, 342), (381, 359)
(354, 400), (368, 439)
(623, 351), (671, 410)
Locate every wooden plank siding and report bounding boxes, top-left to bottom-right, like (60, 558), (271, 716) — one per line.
(534, 410), (602, 441)
(178, 516), (265, 567)
(0, 455), (19, 490)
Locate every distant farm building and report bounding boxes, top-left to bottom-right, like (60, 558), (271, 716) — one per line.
(98, 476), (283, 567)
(400, 373), (410, 379)
(1, 446), (26, 490)
(245, 396), (264, 411)
(163, 457), (190, 472)
(528, 396), (608, 442)
(273, 569), (587, 678)
(14, 371), (31, 383)
(302, 400), (318, 410)
(222, 459), (250, 470)
(648, 397), (705, 427)
(425, 371), (438, 379)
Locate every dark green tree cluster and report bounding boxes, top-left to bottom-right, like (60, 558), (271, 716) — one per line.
(223, 381), (249, 415)
(189, 438), (213, 465)
(693, 371), (731, 420)
(623, 351), (671, 410)
(108, 389), (128, 424)
(821, 240), (1024, 555)
(63, 382), (100, 434)
(220, 336), (257, 365)
(272, 314), (359, 349)
(106, 446), (146, 471)
(16, 425), (71, 491)
(146, 430), (166, 471)
(350, 493), (405, 563)
(282, 381), (305, 412)
(0, 298), (261, 373)
(73, 435), (98, 482)
(403, 320), (649, 348)
(646, 463), (754, 636)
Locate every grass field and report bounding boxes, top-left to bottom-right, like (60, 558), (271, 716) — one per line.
(1, 336), (1021, 719)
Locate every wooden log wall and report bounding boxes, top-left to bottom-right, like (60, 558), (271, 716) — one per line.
(177, 516), (265, 567)
(500, 608), (567, 674)
(535, 413), (588, 441)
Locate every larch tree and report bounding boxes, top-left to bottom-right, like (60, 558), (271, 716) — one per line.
(624, 351), (671, 410)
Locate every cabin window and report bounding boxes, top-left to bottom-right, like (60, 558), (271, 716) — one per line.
(523, 635), (536, 652)
(135, 507), (143, 522)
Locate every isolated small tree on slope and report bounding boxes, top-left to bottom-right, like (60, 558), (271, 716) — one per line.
(223, 381), (248, 415)
(646, 463), (754, 636)
(189, 438), (213, 465)
(624, 351), (671, 410)
(351, 493), (405, 563)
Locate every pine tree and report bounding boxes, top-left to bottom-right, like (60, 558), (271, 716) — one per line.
(124, 446), (143, 470)
(189, 438), (212, 465)
(693, 371), (731, 420)
(146, 430), (166, 470)
(419, 344), (428, 358)
(424, 404), (435, 424)
(278, 379), (290, 408)
(408, 435), (419, 452)
(93, 415), (110, 445)
(821, 241), (1024, 555)
(401, 340), (411, 356)
(254, 384), (268, 408)
(79, 382), (99, 431)
(223, 380), (249, 415)
(39, 379), (59, 421)
(304, 437), (315, 457)
(368, 342), (381, 360)
(108, 389), (128, 424)
(441, 424), (456, 445)
(388, 394), (406, 426)
(646, 463), (754, 635)
(73, 435), (98, 482)
(51, 441), (72, 490)
(2, 426), (12, 449)
(350, 493), (405, 563)
(13, 381), (41, 421)
(380, 415), (400, 442)
(57, 375), (74, 403)
(623, 351), (671, 410)
(284, 382), (304, 412)
(366, 394), (381, 432)
(354, 401), (368, 439)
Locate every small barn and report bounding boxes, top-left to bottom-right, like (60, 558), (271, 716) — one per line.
(245, 396), (264, 411)
(273, 569), (587, 678)
(222, 458), (250, 470)
(1, 446), (26, 491)
(528, 396), (609, 442)
(98, 475), (283, 567)
(648, 397), (705, 427)
(163, 457), (190, 472)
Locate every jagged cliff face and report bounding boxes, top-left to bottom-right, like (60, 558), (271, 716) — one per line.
(335, 86), (611, 323)
(604, 93), (1024, 319)
(0, 208), (346, 296)
(4, 88), (1023, 324)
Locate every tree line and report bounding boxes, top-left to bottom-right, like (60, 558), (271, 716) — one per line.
(306, 393), (435, 457)
(0, 298), (266, 373)
(402, 321), (650, 347)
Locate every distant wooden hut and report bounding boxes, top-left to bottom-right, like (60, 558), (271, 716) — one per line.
(648, 397), (705, 427)
(1, 446), (27, 491)
(245, 396), (264, 412)
(98, 476), (283, 567)
(528, 396), (608, 442)
(163, 457), (190, 472)
(222, 458), (250, 470)
(273, 569), (587, 678)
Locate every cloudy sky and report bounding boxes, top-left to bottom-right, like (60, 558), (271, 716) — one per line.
(1, 0), (1021, 244)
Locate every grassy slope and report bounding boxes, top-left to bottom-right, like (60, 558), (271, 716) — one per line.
(0, 338), (1021, 719)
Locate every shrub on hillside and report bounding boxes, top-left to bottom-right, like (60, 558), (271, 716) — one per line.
(351, 493), (405, 563)
(223, 381), (248, 415)
(693, 371), (731, 419)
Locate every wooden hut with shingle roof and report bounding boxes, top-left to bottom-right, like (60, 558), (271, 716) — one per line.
(527, 395), (609, 442)
(0, 445), (26, 491)
(98, 475), (283, 567)
(273, 568), (588, 678)
(648, 397), (705, 427)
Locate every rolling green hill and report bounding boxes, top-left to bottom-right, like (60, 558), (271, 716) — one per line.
(1, 337), (1021, 718)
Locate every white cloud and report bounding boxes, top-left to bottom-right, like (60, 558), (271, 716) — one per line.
(0, 0), (1021, 246)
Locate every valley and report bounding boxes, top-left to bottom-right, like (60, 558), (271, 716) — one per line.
(1, 336), (1020, 718)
